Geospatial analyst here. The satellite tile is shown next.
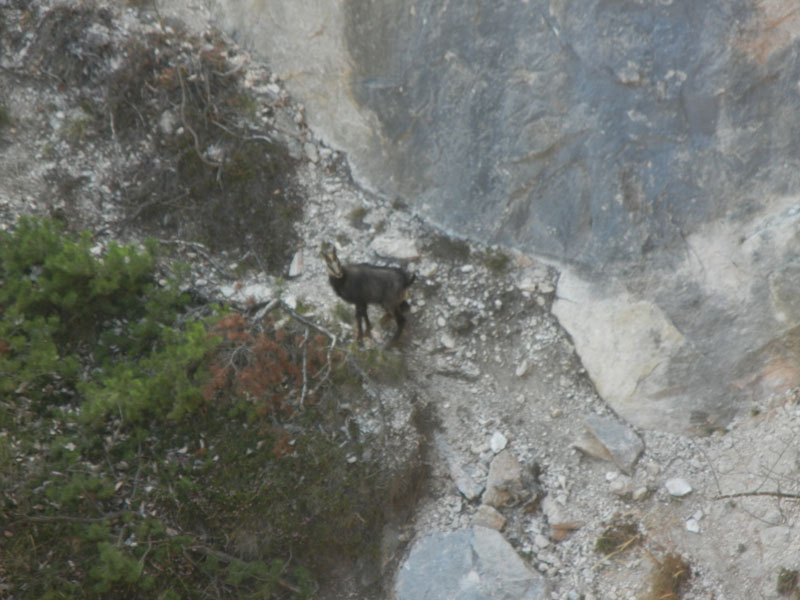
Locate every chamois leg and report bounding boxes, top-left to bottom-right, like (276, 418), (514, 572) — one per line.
(355, 303), (371, 342)
(386, 304), (407, 347)
(380, 301), (409, 327)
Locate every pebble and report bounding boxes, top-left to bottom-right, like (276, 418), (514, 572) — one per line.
(515, 360), (529, 377)
(581, 414), (644, 474)
(283, 294), (297, 310)
(490, 431), (508, 453)
(533, 533), (551, 549)
(665, 477), (693, 497)
(303, 142), (319, 163)
(609, 476), (632, 497)
(288, 249), (304, 277)
(441, 333), (456, 349)
(482, 450), (522, 507)
(646, 461), (662, 476)
(472, 504), (506, 531)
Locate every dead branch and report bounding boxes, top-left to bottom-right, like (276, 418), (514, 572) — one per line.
(714, 490), (800, 501)
(189, 545), (308, 595)
(299, 326), (309, 408)
(154, 237), (235, 280)
(177, 64), (222, 170)
(11, 510), (127, 525)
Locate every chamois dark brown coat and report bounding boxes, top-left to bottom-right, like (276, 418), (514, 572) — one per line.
(320, 241), (416, 346)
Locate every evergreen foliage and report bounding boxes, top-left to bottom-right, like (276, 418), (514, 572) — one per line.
(1, 218), (390, 599)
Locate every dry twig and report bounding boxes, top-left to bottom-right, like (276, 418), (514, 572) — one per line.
(177, 64), (222, 170)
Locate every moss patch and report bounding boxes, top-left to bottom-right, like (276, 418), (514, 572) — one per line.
(649, 553), (691, 600)
(595, 520), (639, 555)
(777, 567), (799, 595)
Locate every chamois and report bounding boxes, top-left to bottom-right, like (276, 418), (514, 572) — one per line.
(320, 241), (416, 346)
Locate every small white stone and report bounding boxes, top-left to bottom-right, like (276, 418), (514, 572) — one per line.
(534, 534), (550, 549)
(283, 294), (297, 310)
(665, 477), (693, 497)
(538, 282), (555, 294)
(159, 110), (177, 135)
(288, 249), (304, 277)
(303, 142), (319, 163)
(441, 333), (456, 349)
(686, 518), (700, 533)
(490, 431), (508, 453)
(646, 462), (662, 476)
(515, 360), (529, 378)
(609, 478), (632, 497)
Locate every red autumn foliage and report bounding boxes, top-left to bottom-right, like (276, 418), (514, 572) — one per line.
(203, 310), (339, 420)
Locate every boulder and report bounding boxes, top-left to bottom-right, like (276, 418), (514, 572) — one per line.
(575, 414), (644, 474)
(482, 450), (523, 508)
(395, 527), (549, 600)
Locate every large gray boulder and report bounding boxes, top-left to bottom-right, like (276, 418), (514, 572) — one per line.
(394, 527), (549, 600)
(196, 0), (800, 431)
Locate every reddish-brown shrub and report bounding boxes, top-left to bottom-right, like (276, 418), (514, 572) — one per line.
(203, 311), (340, 419)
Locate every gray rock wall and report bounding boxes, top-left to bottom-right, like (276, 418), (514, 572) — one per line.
(193, 0), (800, 432)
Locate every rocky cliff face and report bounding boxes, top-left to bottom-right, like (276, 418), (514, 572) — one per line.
(185, 0), (800, 432)
(6, 2), (800, 597)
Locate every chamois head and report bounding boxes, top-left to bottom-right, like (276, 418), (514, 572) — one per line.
(319, 241), (344, 279)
